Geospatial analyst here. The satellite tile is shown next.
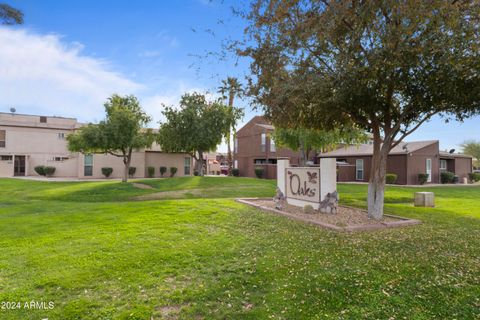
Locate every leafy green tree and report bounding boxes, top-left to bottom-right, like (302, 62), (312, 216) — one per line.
(273, 127), (368, 166)
(67, 94), (154, 182)
(157, 93), (233, 176)
(461, 140), (480, 168)
(218, 77), (244, 175)
(240, 1), (480, 219)
(0, 3), (23, 25)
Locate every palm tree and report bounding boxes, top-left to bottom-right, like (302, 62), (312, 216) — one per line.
(218, 77), (243, 175)
(0, 4), (24, 25)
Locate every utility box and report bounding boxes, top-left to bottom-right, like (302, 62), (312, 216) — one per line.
(414, 192), (435, 207)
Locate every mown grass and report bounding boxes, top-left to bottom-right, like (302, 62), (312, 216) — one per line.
(0, 177), (478, 319)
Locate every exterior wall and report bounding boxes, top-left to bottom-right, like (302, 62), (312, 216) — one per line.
(406, 142), (440, 184)
(145, 152), (192, 177)
(0, 113), (191, 179)
(454, 157), (472, 181)
(235, 116), (303, 179)
(386, 155), (408, 185)
(0, 158), (14, 176)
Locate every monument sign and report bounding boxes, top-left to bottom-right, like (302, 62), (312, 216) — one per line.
(277, 158), (336, 210)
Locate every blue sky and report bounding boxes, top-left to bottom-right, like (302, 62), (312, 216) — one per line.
(1, 0), (479, 152)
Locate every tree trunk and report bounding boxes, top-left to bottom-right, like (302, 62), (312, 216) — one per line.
(122, 150), (132, 183)
(227, 131), (232, 175)
(197, 151), (204, 176)
(367, 132), (390, 220)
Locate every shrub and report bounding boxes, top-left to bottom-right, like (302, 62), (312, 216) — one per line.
(101, 167), (113, 178)
(418, 173), (428, 185)
(440, 171), (455, 184)
(468, 172), (480, 182)
(170, 167), (177, 177)
(34, 165), (46, 176)
(193, 170), (199, 176)
(254, 168), (264, 178)
(43, 166), (56, 177)
(386, 173), (397, 184)
(232, 168), (240, 177)
(128, 167), (136, 178)
(303, 204), (315, 214)
(147, 166), (155, 178)
(159, 166), (167, 177)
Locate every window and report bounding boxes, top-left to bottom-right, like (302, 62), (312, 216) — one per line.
(234, 160), (238, 169)
(261, 133), (266, 152)
(234, 138), (238, 153)
(0, 130), (5, 148)
(184, 157), (191, 175)
(1, 155), (12, 161)
(84, 154), (93, 176)
(356, 159), (364, 180)
(54, 157), (69, 162)
(254, 159), (277, 165)
(270, 137), (276, 152)
(58, 133), (65, 140)
(40, 116), (47, 123)
(426, 158), (432, 182)
(440, 159), (447, 171)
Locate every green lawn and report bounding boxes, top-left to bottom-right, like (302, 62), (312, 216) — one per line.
(0, 177), (479, 319)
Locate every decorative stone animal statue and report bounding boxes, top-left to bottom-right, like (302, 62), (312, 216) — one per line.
(273, 187), (286, 210)
(319, 191), (339, 214)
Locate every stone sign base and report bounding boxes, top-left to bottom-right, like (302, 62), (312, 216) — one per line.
(237, 198), (421, 232)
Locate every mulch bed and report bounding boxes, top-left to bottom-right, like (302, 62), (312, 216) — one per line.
(237, 198), (421, 232)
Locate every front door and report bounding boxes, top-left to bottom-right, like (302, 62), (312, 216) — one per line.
(14, 155), (26, 176)
(426, 158), (432, 183)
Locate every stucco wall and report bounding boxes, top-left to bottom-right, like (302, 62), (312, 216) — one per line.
(0, 158), (13, 177)
(406, 142), (440, 184)
(144, 152), (192, 177)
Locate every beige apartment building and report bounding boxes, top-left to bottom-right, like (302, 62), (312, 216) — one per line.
(0, 112), (192, 179)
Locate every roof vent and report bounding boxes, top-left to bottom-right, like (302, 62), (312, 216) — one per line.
(9, 107), (16, 113)
(449, 149), (455, 154)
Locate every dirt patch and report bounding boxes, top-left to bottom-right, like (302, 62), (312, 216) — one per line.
(132, 183), (154, 190)
(134, 189), (203, 200)
(238, 198), (421, 232)
(156, 305), (182, 319)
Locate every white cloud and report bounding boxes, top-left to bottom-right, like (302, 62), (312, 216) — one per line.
(0, 28), (142, 121)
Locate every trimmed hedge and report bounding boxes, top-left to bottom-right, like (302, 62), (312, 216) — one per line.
(193, 170), (199, 176)
(254, 168), (264, 179)
(386, 173), (397, 184)
(418, 173), (429, 185)
(128, 167), (136, 177)
(232, 168), (240, 177)
(44, 166), (56, 177)
(34, 166), (46, 176)
(101, 167), (113, 178)
(170, 167), (177, 177)
(468, 172), (480, 182)
(441, 171), (455, 184)
(160, 166), (167, 177)
(147, 166), (155, 178)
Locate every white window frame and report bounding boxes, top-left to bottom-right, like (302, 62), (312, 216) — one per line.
(0, 130), (5, 148)
(440, 159), (447, 171)
(261, 133), (266, 152)
(58, 133), (65, 140)
(426, 158), (432, 182)
(356, 159), (364, 181)
(184, 157), (191, 175)
(234, 138), (238, 153)
(84, 154), (93, 176)
(270, 136), (276, 152)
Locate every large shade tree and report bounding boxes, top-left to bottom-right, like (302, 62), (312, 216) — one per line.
(218, 77), (244, 175)
(67, 94), (154, 182)
(461, 140), (480, 168)
(273, 127), (368, 166)
(0, 3), (23, 25)
(240, 0), (480, 219)
(157, 92), (233, 176)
